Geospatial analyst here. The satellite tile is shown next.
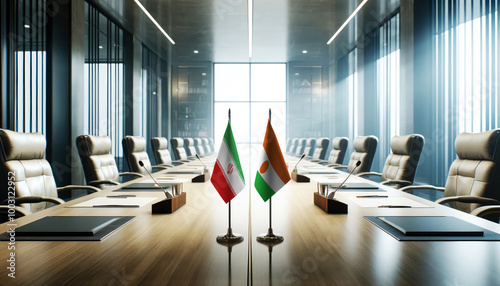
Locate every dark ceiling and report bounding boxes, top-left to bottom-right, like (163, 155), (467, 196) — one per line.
(92, 0), (399, 63)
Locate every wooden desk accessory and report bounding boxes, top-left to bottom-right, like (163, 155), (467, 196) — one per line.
(152, 192), (186, 214)
(314, 183), (347, 214)
(152, 182), (185, 214)
(291, 169), (310, 183)
(314, 192), (348, 214)
(192, 168), (210, 183)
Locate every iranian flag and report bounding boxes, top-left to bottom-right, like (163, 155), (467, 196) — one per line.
(211, 122), (245, 203)
(254, 119), (290, 202)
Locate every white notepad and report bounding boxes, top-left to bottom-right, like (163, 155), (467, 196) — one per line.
(69, 197), (157, 208)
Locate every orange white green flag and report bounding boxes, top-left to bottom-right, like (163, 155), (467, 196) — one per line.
(254, 119), (290, 202)
(211, 121), (245, 203)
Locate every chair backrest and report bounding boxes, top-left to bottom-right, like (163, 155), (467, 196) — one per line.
(0, 129), (58, 214)
(76, 135), (120, 184)
(170, 137), (188, 160)
(151, 137), (173, 165)
(122, 136), (152, 175)
(184, 138), (197, 157)
(381, 134), (425, 184)
(290, 138), (299, 154)
(295, 138), (306, 156)
(347, 136), (378, 174)
(312, 138), (330, 160)
(194, 138), (205, 156)
(303, 138), (316, 157)
(444, 129), (500, 213)
(328, 137), (348, 165)
(286, 139), (292, 153)
(201, 138), (210, 155)
(208, 138), (215, 153)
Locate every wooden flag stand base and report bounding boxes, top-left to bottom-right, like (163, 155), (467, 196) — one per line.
(192, 169), (210, 183)
(152, 192), (186, 214)
(291, 169), (310, 183)
(314, 192), (348, 214)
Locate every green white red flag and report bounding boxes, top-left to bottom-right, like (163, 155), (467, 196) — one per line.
(211, 122), (245, 203)
(254, 119), (290, 202)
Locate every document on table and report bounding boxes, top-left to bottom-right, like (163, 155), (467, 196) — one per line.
(69, 197), (157, 208)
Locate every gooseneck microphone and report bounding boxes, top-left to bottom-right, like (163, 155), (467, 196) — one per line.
(139, 160), (173, 199)
(327, 160), (361, 199)
(293, 154), (306, 173)
(195, 154), (208, 172)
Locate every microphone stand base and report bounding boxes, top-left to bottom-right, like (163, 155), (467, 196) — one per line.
(314, 192), (348, 214)
(192, 169), (210, 183)
(152, 192), (186, 214)
(291, 170), (310, 183)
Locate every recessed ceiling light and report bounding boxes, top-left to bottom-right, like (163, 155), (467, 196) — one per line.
(302, 50), (308, 54)
(327, 0), (369, 45)
(134, 0), (175, 45)
(202, 73), (207, 76)
(98, 45), (103, 49)
(24, 24), (30, 29)
(294, 73), (300, 76)
(194, 50), (199, 54)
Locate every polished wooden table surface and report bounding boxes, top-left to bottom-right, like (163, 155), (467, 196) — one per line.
(1, 156), (500, 285)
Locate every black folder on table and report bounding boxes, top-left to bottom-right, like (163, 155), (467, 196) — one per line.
(378, 216), (484, 236)
(0, 216), (135, 241)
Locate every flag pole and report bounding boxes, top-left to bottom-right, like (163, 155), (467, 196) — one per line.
(257, 109), (284, 244)
(217, 108), (244, 244)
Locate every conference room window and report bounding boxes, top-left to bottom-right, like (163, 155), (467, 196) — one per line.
(377, 13), (400, 165)
(214, 63), (287, 172)
(142, 45), (168, 160)
(4, 0), (47, 133)
(288, 66), (326, 139)
(83, 2), (125, 167)
(336, 48), (358, 153)
(435, 0), (500, 179)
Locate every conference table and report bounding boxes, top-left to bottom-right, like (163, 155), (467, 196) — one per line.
(1, 155), (500, 285)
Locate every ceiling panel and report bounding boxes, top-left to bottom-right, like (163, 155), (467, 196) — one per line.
(92, 0), (401, 63)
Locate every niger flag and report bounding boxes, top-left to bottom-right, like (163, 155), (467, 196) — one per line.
(254, 119), (290, 202)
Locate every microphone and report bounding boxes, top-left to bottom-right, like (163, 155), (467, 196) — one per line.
(195, 154), (208, 172)
(327, 160), (361, 199)
(139, 160), (173, 199)
(293, 154), (306, 173)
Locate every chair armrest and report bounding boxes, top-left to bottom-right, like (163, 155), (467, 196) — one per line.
(119, 172), (144, 178)
(380, 179), (413, 188)
(436, 196), (500, 206)
(0, 205), (29, 220)
(152, 165), (170, 171)
(331, 165), (347, 169)
(309, 159), (322, 162)
(57, 185), (101, 193)
(471, 205), (500, 218)
(357, 172), (382, 178)
(88, 179), (120, 188)
(158, 164), (175, 168)
(399, 185), (445, 193)
(3, 196), (65, 205)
